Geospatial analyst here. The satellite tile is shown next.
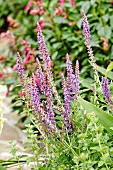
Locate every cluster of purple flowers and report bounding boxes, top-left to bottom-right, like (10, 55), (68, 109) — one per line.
(60, 54), (80, 130)
(17, 22), (80, 135)
(101, 77), (113, 110)
(17, 10), (113, 137)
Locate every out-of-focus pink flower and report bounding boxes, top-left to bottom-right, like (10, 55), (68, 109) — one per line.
(0, 54), (7, 63)
(58, 0), (65, 7)
(50, 60), (54, 68)
(68, 21), (76, 26)
(6, 91), (9, 97)
(24, 0), (33, 11)
(0, 31), (16, 46)
(37, 0), (42, 5)
(7, 16), (19, 28)
(100, 37), (109, 51)
(34, 76), (39, 86)
(29, 7), (45, 15)
(20, 92), (26, 97)
(0, 30), (10, 38)
(24, 53), (30, 65)
(21, 39), (36, 66)
(5, 86), (9, 97)
(21, 39), (30, 55)
(29, 9), (39, 15)
(39, 20), (44, 29)
(13, 64), (17, 70)
(0, 74), (3, 78)
(54, 7), (67, 18)
(21, 39), (26, 44)
(110, 1), (113, 5)
(70, 0), (75, 6)
(24, 104), (28, 108)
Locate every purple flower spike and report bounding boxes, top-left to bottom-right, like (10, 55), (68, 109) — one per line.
(66, 54), (80, 99)
(61, 73), (71, 128)
(72, 60), (80, 99)
(101, 77), (113, 107)
(31, 73), (40, 113)
(46, 83), (56, 128)
(66, 53), (73, 82)
(82, 10), (90, 46)
(66, 54), (73, 93)
(36, 58), (46, 94)
(37, 22), (61, 106)
(37, 22), (51, 69)
(16, 52), (24, 83)
(82, 10), (97, 75)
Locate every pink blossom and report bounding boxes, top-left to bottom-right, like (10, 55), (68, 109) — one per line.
(24, 53), (30, 65)
(37, 0), (42, 5)
(58, 0), (65, 7)
(0, 74), (3, 78)
(12, 64), (17, 70)
(54, 7), (67, 18)
(20, 92), (26, 97)
(39, 20), (44, 29)
(7, 16), (19, 28)
(70, 0), (75, 6)
(29, 9), (39, 15)
(29, 7), (45, 15)
(0, 31), (16, 46)
(24, 104), (28, 108)
(5, 87), (9, 97)
(5, 92), (9, 97)
(0, 31), (10, 38)
(21, 40), (30, 54)
(24, 0), (33, 11)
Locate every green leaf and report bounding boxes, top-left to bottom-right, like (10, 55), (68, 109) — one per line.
(90, 0), (96, 5)
(78, 97), (113, 134)
(0, 164), (6, 170)
(104, 26), (111, 39)
(77, 18), (82, 29)
(110, 15), (113, 28)
(81, 2), (90, 13)
(52, 51), (58, 60)
(106, 62), (113, 77)
(38, 147), (44, 155)
(97, 24), (111, 39)
(98, 161), (104, 167)
(102, 14), (109, 22)
(97, 65), (113, 80)
(80, 77), (93, 90)
(55, 116), (63, 121)
(102, 153), (109, 160)
(53, 42), (62, 49)
(91, 35), (100, 47)
(53, 17), (68, 24)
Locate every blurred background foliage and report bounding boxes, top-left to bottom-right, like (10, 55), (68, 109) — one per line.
(0, 0), (113, 126)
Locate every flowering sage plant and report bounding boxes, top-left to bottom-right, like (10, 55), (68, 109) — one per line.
(17, 22), (80, 136)
(14, 10), (113, 169)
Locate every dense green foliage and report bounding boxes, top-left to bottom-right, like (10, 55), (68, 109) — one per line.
(0, 0), (113, 119)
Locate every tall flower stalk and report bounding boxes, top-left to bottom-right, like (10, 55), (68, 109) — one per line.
(82, 10), (98, 80)
(37, 22), (61, 106)
(60, 54), (80, 129)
